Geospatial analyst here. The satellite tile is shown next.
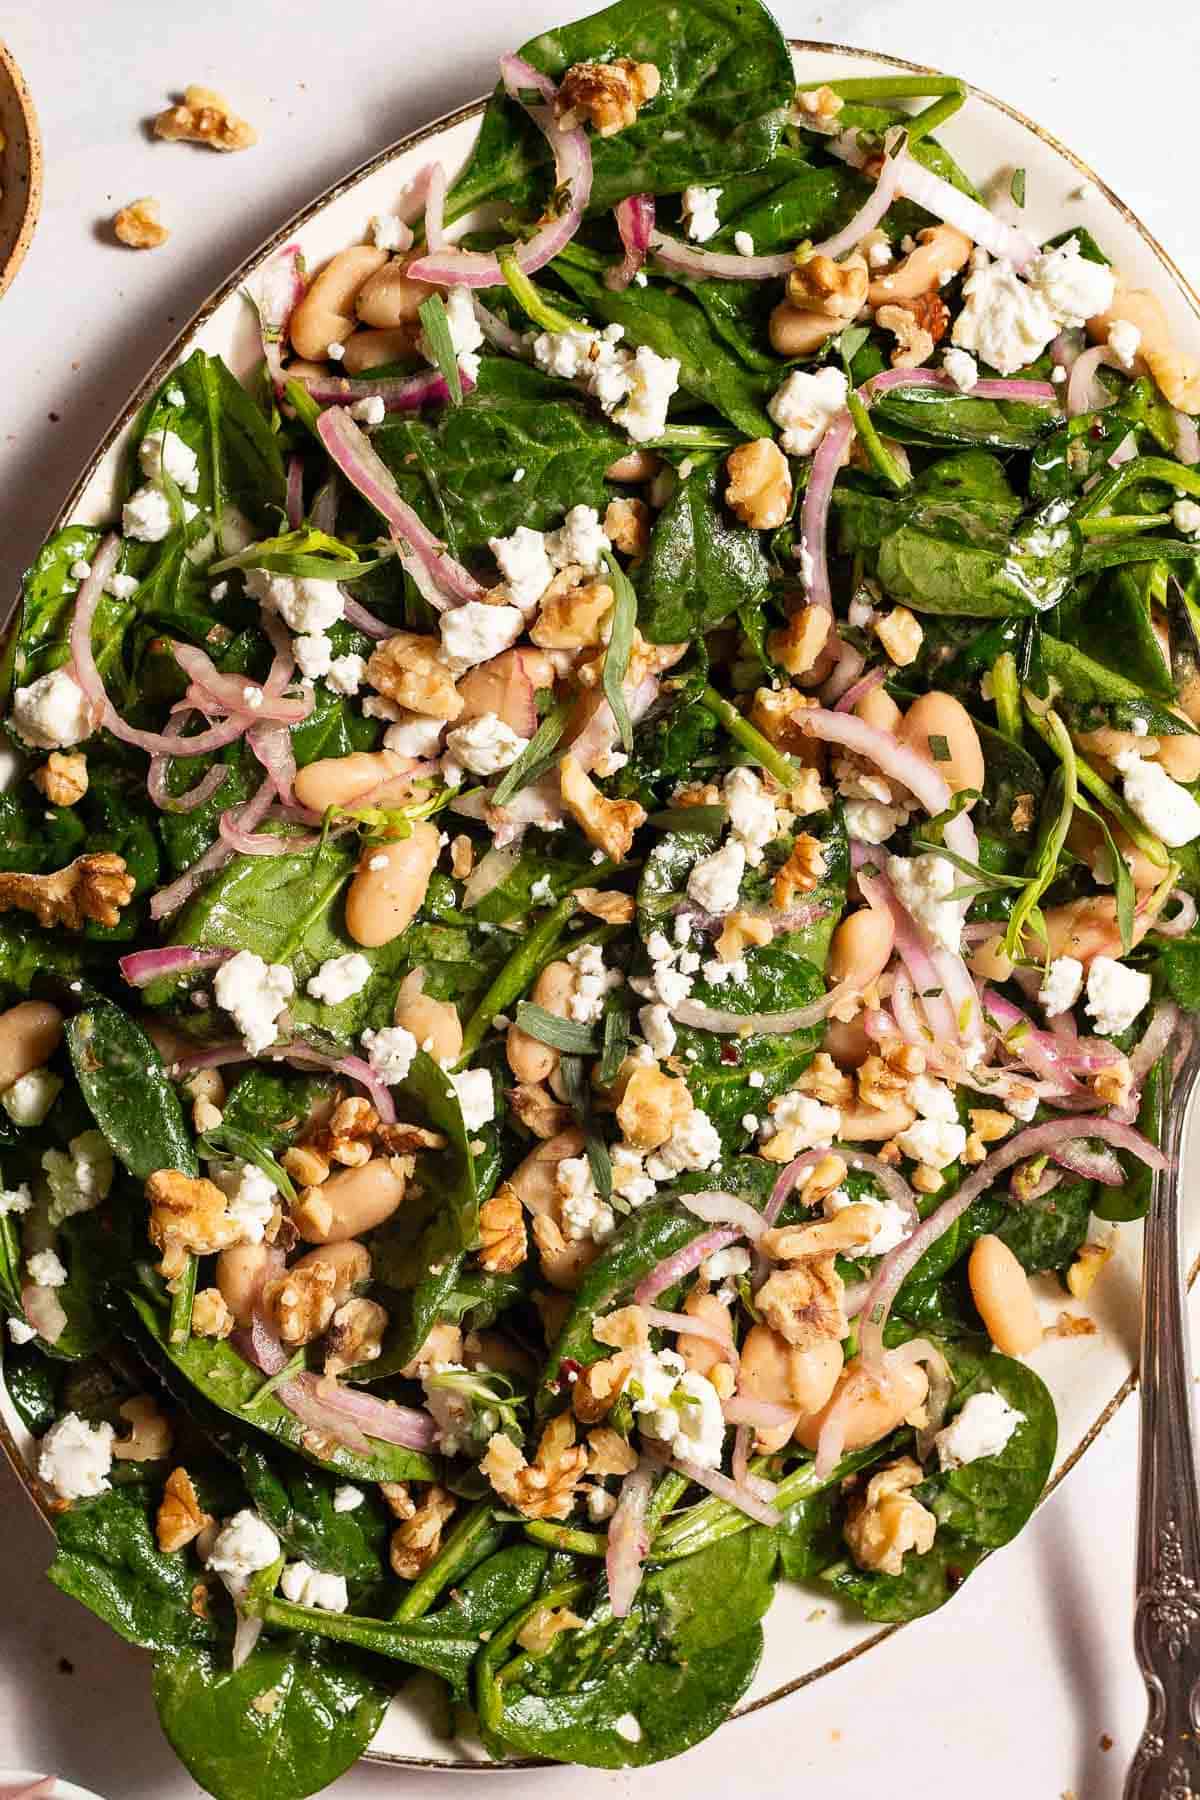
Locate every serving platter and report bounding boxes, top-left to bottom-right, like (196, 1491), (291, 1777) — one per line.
(1, 34), (1197, 1772)
(0, 37), (42, 303)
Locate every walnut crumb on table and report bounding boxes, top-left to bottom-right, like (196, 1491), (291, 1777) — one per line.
(113, 197), (169, 249)
(154, 85), (258, 152)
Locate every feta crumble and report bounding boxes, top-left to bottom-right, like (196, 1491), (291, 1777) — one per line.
(639, 1002), (677, 1059)
(894, 1116), (967, 1170)
(1114, 748), (1200, 846)
(38, 1412), (116, 1500)
(557, 1156), (616, 1244)
(942, 346), (979, 392)
(724, 765), (776, 866)
(1085, 956), (1151, 1038)
(686, 839), (745, 914)
(565, 941), (623, 1024)
(28, 1248), (68, 1288)
(348, 394), (387, 426)
(682, 184), (722, 243)
(11, 668), (94, 750)
(452, 1067), (495, 1131)
(1038, 955), (1084, 1018)
(211, 1161), (277, 1246)
(361, 1024), (418, 1083)
(764, 1092), (840, 1150)
(439, 600), (524, 673)
(734, 231), (755, 258)
(382, 712), (447, 757)
(1172, 499), (1200, 538)
(1025, 236), (1116, 329)
(951, 257), (1058, 376)
(214, 950), (295, 1055)
(825, 1187), (910, 1256)
(935, 1390), (1025, 1471)
(139, 427), (200, 494)
(444, 711), (529, 776)
(546, 504), (611, 574)
(371, 213), (414, 253)
(307, 952), (371, 1005)
(767, 366), (849, 456)
(43, 1130), (114, 1225)
(886, 852), (962, 953)
(244, 568), (345, 635)
(122, 483), (196, 544)
(645, 1108), (722, 1178)
(332, 1484), (365, 1512)
(1107, 318), (1142, 370)
(280, 1561), (350, 1612)
(206, 1510), (282, 1601)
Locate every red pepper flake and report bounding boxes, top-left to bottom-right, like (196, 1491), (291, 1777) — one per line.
(550, 1356), (583, 1393)
(719, 1042), (741, 1064)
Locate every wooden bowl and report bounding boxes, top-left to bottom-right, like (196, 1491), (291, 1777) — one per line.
(0, 37), (41, 301)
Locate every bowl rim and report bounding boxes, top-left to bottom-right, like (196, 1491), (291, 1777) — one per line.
(2, 31), (1198, 1773)
(0, 36), (43, 303)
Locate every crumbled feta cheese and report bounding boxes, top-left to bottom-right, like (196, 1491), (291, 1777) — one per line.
(867, 239), (893, 269)
(488, 524), (553, 614)
(293, 632), (333, 681)
(723, 766), (777, 866)
(37, 1413), (115, 1500)
(444, 711), (529, 776)
(682, 185), (722, 243)
(613, 345), (681, 443)
(214, 950), (295, 1055)
(348, 394), (387, 425)
(557, 1157), (617, 1244)
(639, 1363), (725, 1467)
(440, 286), (485, 378)
(122, 483), (194, 543)
(646, 1108), (722, 1178)
(639, 1002), (677, 1059)
(686, 839), (745, 914)
(843, 798), (907, 846)
(825, 1186), (910, 1256)
(546, 504), (611, 574)
(1114, 748), (1200, 846)
(210, 579), (229, 601)
(372, 213), (414, 253)
(530, 875), (555, 906)
(1085, 956), (1151, 1038)
(942, 347), (979, 393)
(614, 1714), (643, 1745)
(211, 1161), (277, 1245)
(0, 1182), (33, 1217)
(532, 326), (597, 381)
(28, 1247), (68, 1288)
(244, 568), (345, 635)
(1051, 365), (1067, 383)
(361, 1024), (418, 1083)
(43, 1130), (114, 1226)
(1107, 318), (1142, 370)
(332, 1484), (365, 1512)
(140, 426), (200, 494)
(452, 1067), (495, 1131)
(11, 668), (94, 750)
(908, 1075), (959, 1123)
(587, 1487), (617, 1521)
(935, 1390), (1025, 1471)
(951, 258), (1058, 375)
(627, 1346), (686, 1415)
(767, 365), (849, 456)
(565, 941), (623, 1023)
(381, 711), (447, 757)
(765, 1092), (840, 1150)
(307, 951), (371, 1005)
(69, 558), (93, 582)
(703, 955), (748, 986)
(1173, 499), (1200, 538)
(886, 852), (962, 953)
(1025, 237), (1116, 330)
(7, 1317), (37, 1345)
(439, 600), (524, 673)
(1038, 955), (1084, 1018)
(206, 1510), (282, 1601)
(106, 570), (140, 600)
(734, 231), (755, 258)
(894, 1116), (967, 1170)
(165, 385), (185, 406)
(611, 1142), (659, 1208)
(280, 1561), (350, 1612)
(741, 1112), (760, 1134)
(748, 1070), (765, 1090)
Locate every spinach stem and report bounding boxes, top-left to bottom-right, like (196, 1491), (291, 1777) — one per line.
(700, 685), (802, 790)
(243, 1347), (306, 1410)
(499, 250), (580, 336)
(456, 895), (578, 1065)
(1024, 699), (1169, 870)
(475, 1579), (589, 1733)
(806, 75), (967, 102)
(394, 1500), (502, 1621)
(990, 652), (1023, 746)
(283, 378), (325, 444)
(652, 1446), (882, 1560)
(905, 89), (967, 145)
(523, 1520), (609, 1557)
(1076, 513), (1173, 537)
(846, 389), (910, 491)
(1074, 454), (1200, 519)
(168, 1256), (197, 1346)
(1004, 707), (1077, 962)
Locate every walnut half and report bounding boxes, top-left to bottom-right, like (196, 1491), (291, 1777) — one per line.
(843, 1456), (936, 1576)
(555, 59), (660, 137)
(114, 198), (169, 249)
(0, 853), (135, 931)
(154, 86), (258, 152)
(480, 1413), (587, 1520)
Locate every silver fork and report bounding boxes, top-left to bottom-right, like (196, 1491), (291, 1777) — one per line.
(1126, 1022), (1200, 1799)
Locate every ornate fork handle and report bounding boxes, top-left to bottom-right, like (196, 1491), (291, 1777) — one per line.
(1126, 1041), (1200, 1800)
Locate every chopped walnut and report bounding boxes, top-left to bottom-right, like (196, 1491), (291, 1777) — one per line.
(603, 496), (651, 558)
(389, 1484), (457, 1580)
(1051, 1309), (1098, 1339)
(1011, 792), (1036, 833)
(593, 1305), (650, 1351)
(191, 1287), (234, 1339)
(787, 252), (869, 321)
(366, 632), (463, 720)
(968, 1107), (1013, 1144)
(555, 58), (661, 137)
(1067, 1237), (1116, 1301)
(769, 604), (831, 677)
(773, 834), (827, 907)
(517, 1604), (586, 1655)
(672, 781), (722, 808)
(573, 886), (636, 925)
(192, 1097), (223, 1134)
(749, 685), (818, 753)
(763, 1203), (876, 1261)
(586, 1426), (639, 1477)
(757, 1254), (846, 1347)
(794, 84), (844, 125)
(715, 909), (774, 964)
(113, 1395), (173, 1462)
(481, 1412), (588, 1520)
(114, 197), (169, 248)
(1093, 1057), (1133, 1110)
(292, 1189), (335, 1241)
(793, 1055), (854, 1109)
(615, 1061), (693, 1151)
(450, 834), (474, 879)
(479, 1188), (528, 1272)
(146, 1169), (243, 1280)
(531, 575), (614, 649)
(264, 1262), (339, 1346)
(398, 1322), (464, 1380)
(0, 853), (135, 932)
(506, 1082), (573, 1139)
(725, 439), (793, 531)
(532, 1212), (598, 1290)
(843, 1455), (936, 1576)
(875, 606), (924, 668)
(155, 1466), (213, 1554)
(32, 753), (88, 807)
(571, 1352), (632, 1423)
(325, 1297), (388, 1376)
(858, 1044), (923, 1111)
(798, 1150), (850, 1208)
(560, 754), (645, 862)
(911, 1165), (944, 1196)
(154, 85), (257, 152)
(790, 767), (830, 815)
(282, 1144), (331, 1188)
(875, 295), (949, 369)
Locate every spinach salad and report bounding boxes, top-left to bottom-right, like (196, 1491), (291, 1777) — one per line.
(4, 0), (1200, 1789)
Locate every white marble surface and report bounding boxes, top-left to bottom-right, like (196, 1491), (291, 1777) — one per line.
(1, 0), (1198, 1794)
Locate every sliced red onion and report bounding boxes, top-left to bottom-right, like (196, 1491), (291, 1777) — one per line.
(472, 295), (530, 360)
(890, 1336), (953, 1459)
(1067, 345), (1118, 418)
(406, 54), (592, 289)
(218, 811), (319, 857)
(119, 946), (231, 989)
(311, 475), (340, 535)
(317, 407), (485, 603)
(862, 367), (1059, 406)
(833, 663), (887, 715)
(252, 242), (307, 397)
(607, 194), (656, 291)
(633, 1229), (738, 1305)
(285, 1371), (438, 1451)
(286, 455), (304, 530)
(424, 161), (447, 252)
(980, 988), (1092, 1099)
(669, 977), (861, 1038)
(858, 869), (959, 1045)
(342, 595), (396, 640)
(799, 411), (854, 612)
(174, 644), (310, 723)
(1049, 1140), (1123, 1185)
(1015, 1164), (1063, 1202)
(819, 635), (866, 705)
(277, 1376), (373, 1456)
(643, 1304), (737, 1363)
(1151, 889), (1197, 937)
(1107, 430), (1137, 470)
(150, 777), (277, 921)
(232, 1610), (265, 1673)
(260, 610), (297, 697)
(840, 1150), (919, 1223)
(802, 706), (979, 865)
(829, 133), (1039, 269)
(147, 714), (230, 814)
(678, 1190), (766, 1241)
(0, 1779), (58, 1798)
(813, 149), (904, 261)
(1050, 328), (1083, 377)
(668, 1456), (780, 1526)
(247, 720), (299, 807)
(296, 364), (473, 414)
(606, 1457), (653, 1617)
(722, 1394), (797, 1429)
(329, 1054), (397, 1124)
(1112, 1001), (1180, 1125)
(21, 1281), (66, 1345)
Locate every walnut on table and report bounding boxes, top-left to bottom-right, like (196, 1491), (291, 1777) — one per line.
(114, 198), (169, 249)
(154, 85), (258, 152)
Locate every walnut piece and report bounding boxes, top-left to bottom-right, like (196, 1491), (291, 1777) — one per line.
(282, 1144), (331, 1188)
(555, 58), (661, 137)
(571, 1352), (632, 1424)
(389, 1484), (457, 1580)
(367, 632), (463, 720)
(875, 606), (924, 668)
(757, 1254), (847, 1347)
(715, 909), (774, 964)
(787, 252), (869, 321)
(559, 754), (645, 862)
(398, 1322), (464, 1380)
(875, 294), (949, 369)
(725, 439), (793, 530)
(506, 1082), (573, 1139)
(156, 1466), (213, 1554)
(592, 1304), (650, 1351)
(264, 1262), (339, 1346)
(191, 1287), (234, 1339)
(794, 84), (844, 125)
(573, 887), (636, 925)
(154, 85), (258, 152)
(113, 1395), (173, 1462)
(1093, 1057), (1133, 1110)
(480, 1413), (588, 1520)
(749, 685), (818, 752)
(843, 1455), (936, 1576)
(146, 1169), (242, 1280)
(532, 1211), (598, 1290)
(763, 1204), (876, 1262)
(478, 1188), (528, 1272)
(586, 1425), (639, 1477)
(530, 575), (614, 649)
(792, 1054), (854, 1109)
(0, 852), (135, 932)
(773, 834), (827, 907)
(450, 834), (474, 879)
(797, 1149), (849, 1208)
(769, 603), (831, 677)
(615, 1061), (693, 1152)
(857, 1043), (923, 1111)
(604, 497), (651, 558)
(32, 752), (88, 807)
(517, 1604), (586, 1655)
(325, 1297), (387, 1376)
(114, 197), (169, 249)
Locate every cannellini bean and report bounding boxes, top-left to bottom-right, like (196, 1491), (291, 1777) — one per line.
(605, 449), (661, 483)
(393, 989), (463, 1063)
(1153, 710), (1200, 783)
(823, 1015), (873, 1070)
(866, 224), (972, 308)
(854, 684), (902, 734)
(794, 1354), (929, 1453)
(298, 1158), (408, 1243)
(1072, 724), (1159, 771)
(829, 906), (895, 989)
(740, 1325), (844, 1451)
(0, 1000), (63, 1091)
(356, 257), (440, 328)
(463, 1328), (537, 1382)
(399, 1321), (463, 1378)
(1066, 813), (1161, 892)
(506, 959), (574, 1083)
(969, 934), (1014, 984)
(345, 821), (441, 948)
(294, 750), (421, 813)
(341, 325), (419, 374)
(898, 691), (985, 800)
(290, 1239), (371, 1302)
(968, 1234), (1042, 1356)
(215, 1243), (275, 1329)
(768, 300), (841, 357)
(837, 1097), (917, 1141)
(677, 1290), (734, 1379)
(1089, 286), (1200, 412)
(290, 245), (388, 361)
(498, 1128), (586, 1218)
(1042, 890), (1163, 964)
(457, 648), (553, 736)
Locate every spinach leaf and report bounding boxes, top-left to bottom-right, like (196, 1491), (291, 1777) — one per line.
(219, 1068), (338, 1155)
(153, 1635), (388, 1800)
(237, 1445), (389, 1588)
(876, 502), (1080, 618)
(3, 1338), (61, 1433)
(871, 387), (1061, 451)
(66, 1001), (197, 1179)
(638, 465), (770, 643)
(136, 347), (286, 526)
(1053, 565), (1174, 698)
(47, 1479), (220, 1651)
(1039, 632), (1186, 733)
(448, 0), (793, 218)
